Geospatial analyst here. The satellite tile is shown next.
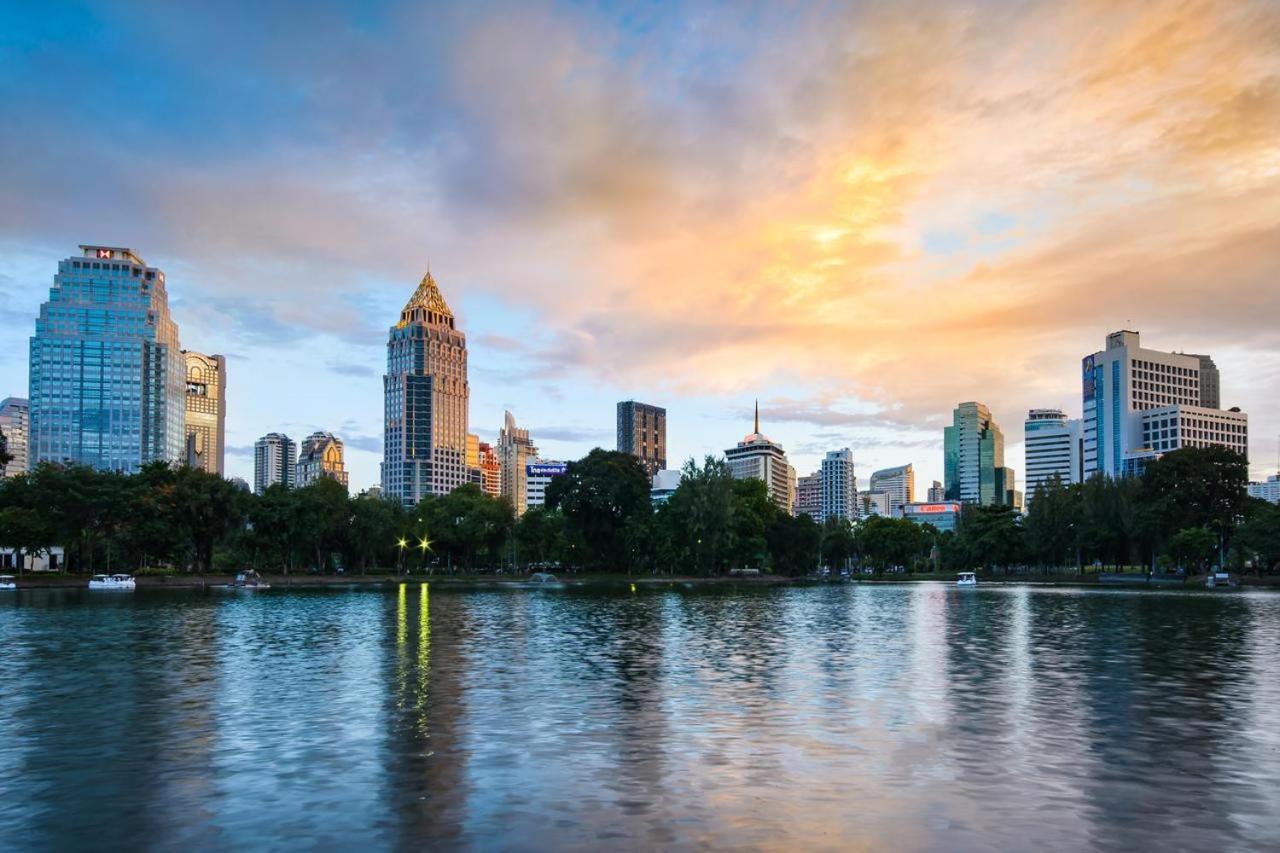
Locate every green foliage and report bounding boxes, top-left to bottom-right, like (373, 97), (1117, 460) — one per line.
(1165, 527), (1215, 573)
(1234, 498), (1280, 574)
(856, 515), (933, 572)
(545, 449), (651, 569)
(819, 516), (855, 568)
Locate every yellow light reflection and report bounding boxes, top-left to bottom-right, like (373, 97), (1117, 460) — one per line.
(396, 582), (407, 649)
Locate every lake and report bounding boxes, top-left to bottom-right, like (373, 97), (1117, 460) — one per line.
(1, 583), (1278, 851)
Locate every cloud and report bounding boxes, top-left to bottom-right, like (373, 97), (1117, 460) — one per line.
(3, 0), (1279, 485)
(531, 426), (613, 444)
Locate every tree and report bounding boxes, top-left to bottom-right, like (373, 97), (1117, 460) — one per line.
(294, 478), (350, 573)
(1234, 498), (1280, 574)
(658, 456), (736, 575)
(546, 449), (651, 570)
(819, 516), (855, 569)
(1165, 526), (1215, 573)
(1143, 446), (1248, 564)
(728, 478), (773, 569)
(767, 512), (821, 575)
(345, 493), (404, 574)
(515, 506), (566, 567)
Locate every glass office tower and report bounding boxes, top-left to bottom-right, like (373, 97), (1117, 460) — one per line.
(28, 245), (185, 473)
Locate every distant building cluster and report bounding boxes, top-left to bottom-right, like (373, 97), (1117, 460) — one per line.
(9, 247), (1270, 532)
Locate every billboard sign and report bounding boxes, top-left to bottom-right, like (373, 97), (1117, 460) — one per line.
(527, 463), (568, 477)
(1082, 355), (1097, 402)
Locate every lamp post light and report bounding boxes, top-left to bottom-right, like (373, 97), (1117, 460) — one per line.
(397, 538), (408, 575)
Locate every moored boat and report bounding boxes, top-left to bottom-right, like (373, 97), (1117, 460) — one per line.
(956, 571), (977, 587)
(227, 569), (271, 590)
(89, 573), (136, 590)
(0, 575), (15, 590)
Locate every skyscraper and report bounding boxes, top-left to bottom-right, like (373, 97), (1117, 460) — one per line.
(926, 480), (945, 502)
(498, 411), (538, 516)
(182, 350), (226, 475)
(1083, 331), (1247, 478)
(794, 470), (822, 519)
(1024, 409), (1083, 504)
(724, 401), (792, 512)
(616, 400), (666, 479)
(0, 397), (29, 479)
(869, 463), (915, 518)
(820, 449), (858, 522)
(29, 245), (184, 473)
(383, 271), (469, 506)
(254, 432), (296, 493)
(297, 430), (349, 489)
(944, 402), (1015, 506)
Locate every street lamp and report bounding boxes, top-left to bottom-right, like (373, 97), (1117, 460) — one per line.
(397, 537), (407, 575)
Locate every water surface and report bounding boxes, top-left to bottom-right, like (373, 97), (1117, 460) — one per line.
(2, 583), (1278, 851)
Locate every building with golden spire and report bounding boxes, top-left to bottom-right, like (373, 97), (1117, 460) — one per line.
(382, 270), (470, 505)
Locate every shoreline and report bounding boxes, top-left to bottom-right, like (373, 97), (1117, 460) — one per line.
(6, 572), (1279, 591)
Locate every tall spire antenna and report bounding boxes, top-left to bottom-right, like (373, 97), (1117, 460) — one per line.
(754, 398), (760, 435)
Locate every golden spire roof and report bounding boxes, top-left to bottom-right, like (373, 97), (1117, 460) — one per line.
(397, 270), (456, 328)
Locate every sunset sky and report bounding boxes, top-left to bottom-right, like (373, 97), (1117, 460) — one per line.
(2, 0), (1278, 491)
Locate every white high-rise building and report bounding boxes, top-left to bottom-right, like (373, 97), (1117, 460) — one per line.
(869, 464), (914, 518)
(724, 401), (792, 512)
(1083, 331), (1247, 478)
(0, 397), (29, 479)
(524, 460), (567, 512)
(820, 449), (857, 522)
(254, 432), (296, 493)
(1248, 475), (1280, 504)
(1024, 409), (1083, 503)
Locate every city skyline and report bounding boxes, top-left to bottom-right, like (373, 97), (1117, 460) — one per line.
(2, 1), (1279, 491)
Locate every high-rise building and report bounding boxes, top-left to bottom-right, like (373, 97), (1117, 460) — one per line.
(383, 271), (469, 506)
(724, 401), (792, 512)
(498, 411), (538, 516)
(927, 480), (945, 502)
(794, 471), (822, 519)
(859, 491), (891, 517)
(254, 432), (296, 493)
(1024, 409), (1083, 504)
(869, 464), (914, 518)
(1248, 475), (1280, 504)
(476, 441), (500, 498)
(1083, 331), (1247, 478)
(1184, 353), (1221, 409)
(29, 245), (184, 473)
(297, 431), (349, 489)
(0, 397), (29, 479)
(524, 460), (568, 512)
(182, 351), (226, 475)
(820, 449), (858, 522)
(944, 402), (1016, 506)
(617, 400), (666, 479)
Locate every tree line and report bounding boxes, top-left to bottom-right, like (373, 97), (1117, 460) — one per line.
(1, 445), (1277, 577)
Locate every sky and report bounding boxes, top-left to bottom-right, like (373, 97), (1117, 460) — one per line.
(2, 0), (1279, 492)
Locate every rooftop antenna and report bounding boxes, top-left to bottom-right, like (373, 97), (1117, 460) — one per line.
(754, 398), (760, 434)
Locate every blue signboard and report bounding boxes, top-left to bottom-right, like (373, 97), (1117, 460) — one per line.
(527, 463), (568, 477)
(1082, 355), (1097, 402)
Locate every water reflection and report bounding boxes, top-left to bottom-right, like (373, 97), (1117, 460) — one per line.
(1, 584), (1279, 850)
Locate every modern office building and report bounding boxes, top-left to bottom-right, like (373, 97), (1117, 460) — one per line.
(382, 271), (470, 506)
(1248, 475), (1280, 504)
(859, 491), (891, 518)
(724, 401), (792, 512)
(820, 449), (858, 522)
(253, 432), (296, 493)
(926, 480), (945, 502)
(498, 411), (538, 516)
(524, 460), (568, 512)
(903, 501), (962, 533)
(794, 471), (822, 519)
(1185, 353), (1220, 408)
(28, 245), (185, 473)
(1024, 409), (1083, 504)
(944, 402), (1016, 506)
(869, 464), (914, 518)
(1083, 331), (1247, 478)
(476, 441), (501, 498)
(0, 397), (29, 479)
(182, 350), (226, 475)
(617, 400), (666, 479)
(651, 469), (682, 505)
(297, 430), (349, 490)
